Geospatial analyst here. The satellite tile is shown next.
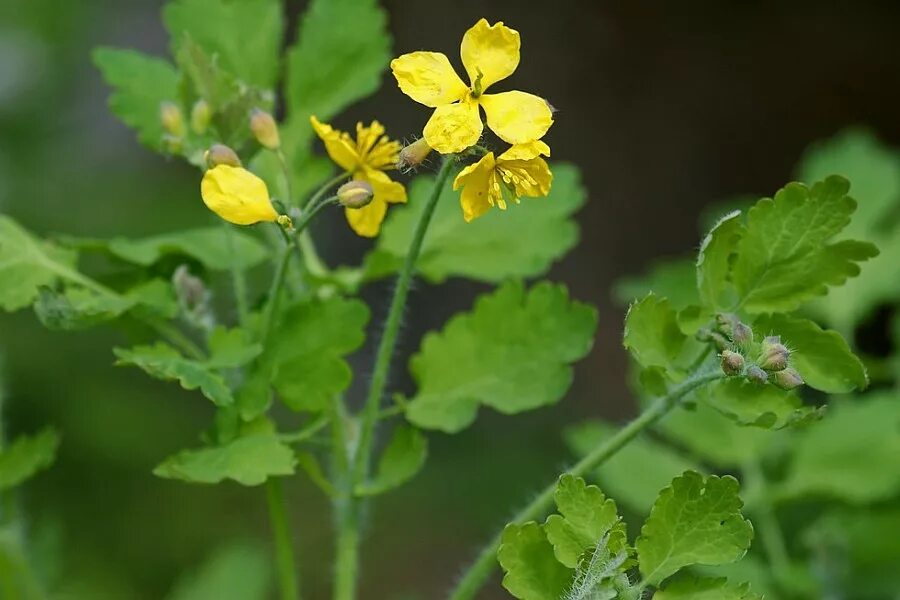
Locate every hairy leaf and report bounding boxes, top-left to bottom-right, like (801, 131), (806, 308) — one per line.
(406, 281), (597, 433)
(105, 227), (268, 271)
(696, 211), (742, 311)
(623, 294), (688, 375)
(0, 428), (60, 491)
(654, 575), (761, 599)
(699, 378), (819, 429)
(498, 522), (572, 600)
(154, 434), (295, 486)
(356, 425), (427, 496)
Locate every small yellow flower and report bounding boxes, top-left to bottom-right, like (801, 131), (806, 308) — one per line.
(310, 116), (407, 238)
(391, 18), (554, 154)
(453, 140), (553, 222)
(200, 165), (279, 225)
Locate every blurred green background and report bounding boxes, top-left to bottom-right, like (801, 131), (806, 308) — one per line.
(2, 1), (900, 598)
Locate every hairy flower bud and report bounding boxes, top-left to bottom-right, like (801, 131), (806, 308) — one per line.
(160, 101), (186, 137)
(191, 99), (212, 134)
(772, 367), (804, 391)
(250, 108), (280, 150)
(746, 365), (768, 385)
(697, 327), (729, 351)
(397, 138), (433, 171)
(759, 335), (790, 372)
(720, 350), (745, 376)
(337, 180), (374, 209)
(172, 265), (215, 331)
(716, 312), (753, 346)
(204, 144), (242, 168)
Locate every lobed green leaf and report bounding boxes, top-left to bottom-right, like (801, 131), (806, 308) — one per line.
(653, 575), (761, 600)
(0, 428), (60, 491)
(105, 227), (268, 271)
(355, 425), (427, 496)
(498, 522), (572, 600)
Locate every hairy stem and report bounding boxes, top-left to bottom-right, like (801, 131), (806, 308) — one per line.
(447, 372), (724, 600)
(266, 478), (300, 600)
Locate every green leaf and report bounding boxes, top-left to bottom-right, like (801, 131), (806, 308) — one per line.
(623, 294), (688, 375)
(654, 575), (761, 600)
(779, 393), (900, 504)
(115, 343), (233, 407)
(406, 281), (597, 433)
(636, 471), (753, 586)
(167, 543), (271, 600)
(0, 428), (60, 491)
(498, 522), (572, 600)
(34, 286), (131, 330)
(699, 378), (819, 429)
(753, 314), (867, 393)
(105, 227), (268, 271)
(285, 0), (390, 123)
(154, 434), (295, 486)
(93, 48), (180, 150)
(543, 474), (627, 569)
(731, 176), (878, 313)
(367, 164), (585, 284)
(206, 327), (262, 369)
(355, 425), (427, 496)
(613, 258), (698, 310)
(696, 211), (742, 311)
(163, 0), (283, 89)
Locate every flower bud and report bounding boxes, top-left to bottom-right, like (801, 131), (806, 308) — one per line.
(772, 367), (804, 391)
(191, 99), (212, 134)
(397, 138), (433, 171)
(720, 350), (745, 376)
(276, 214), (294, 230)
(715, 312), (753, 346)
(759, 335), (790, 372)
(204, 144), (242, 168)
(697, 327), (729, 351)
(250, 108), (280, 150)
(200, 165), (279, 225)
(746, 365), (768, 385)
(337, 180), (374, 209)
(172, 264), (208, 310)
(160, 101), (186, 137)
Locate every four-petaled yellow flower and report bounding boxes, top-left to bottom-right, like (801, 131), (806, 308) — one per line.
(453, 140), (553, 222)
(310, 116), (407, 238)
(391, 18), (553, 154)
(201, 164), (279, 225)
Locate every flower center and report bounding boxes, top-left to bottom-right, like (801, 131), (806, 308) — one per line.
(471, 68), (485, 98)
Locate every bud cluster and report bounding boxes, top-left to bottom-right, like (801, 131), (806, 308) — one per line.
(172, 265), (215, 331)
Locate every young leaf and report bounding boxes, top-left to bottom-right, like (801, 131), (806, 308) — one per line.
(498, 522), (572, 600)
(699, 378), (819, 429)
(406, 281), (597, 433)
(636, 471), (753, 586)
(206, 327), (262, 369)
(366, 164), (585, 283)
(114, 343), (234, 407)
(613, 258), (698, 310)
(105, 227), (268, 271)
(731, 176), (878, 313)
(623, 294), (687, 375)
(696, 211), (742, 311)
(0, 215), (78, 312)
(753, 314), (867, 393)
(355, 425), (427, 496)
(93, 48), (180, 150)
(654, 575), (761, 600)
(0, 428), (60, 491)
(167, 543), (271, 600)
(163, 0), (283, 89)
(154, 434), (295, 486)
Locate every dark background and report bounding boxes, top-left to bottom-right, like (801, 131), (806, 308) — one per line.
(2, 0), (899, 598)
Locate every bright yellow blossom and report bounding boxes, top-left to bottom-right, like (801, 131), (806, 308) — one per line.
(310, 116), (406, 238)
(453, 140), (553, 222)
(391, 18), (554, 154)
(200, 165), (279, 225)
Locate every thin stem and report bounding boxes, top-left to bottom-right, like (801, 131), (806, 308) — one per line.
(280, 415), (330, 444)
(144, 317), (206, 360)
(447, 372), (724, 600)
(261, 240), (293, 346)
(224, 223), (249, 325)
(266, 479), (300, 600)
(305, 172), (350, 210)
(293, 197), (338, 234)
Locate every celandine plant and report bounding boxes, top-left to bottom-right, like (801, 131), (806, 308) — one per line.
(0, 1), (888, 599)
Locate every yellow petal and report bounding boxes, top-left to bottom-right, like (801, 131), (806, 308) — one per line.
(480, 91), (553, 145)
(498, 140), (551, 161)
(344, 197), (388, 238)
(497, 156), (553, 198)
(390, 52), (469, 108)
(360, 168), (407, 205)
(356, 121), (402, 171)
(452, 152), (501, 222)
(200, 165), (278, 225)
(460, 19), (520, 91)
(423, 100), (483, 154)
(310, 116), (358, 172)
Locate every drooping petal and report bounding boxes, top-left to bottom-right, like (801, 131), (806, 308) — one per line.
(310, 116), (358, 172)
(453, 152), (501, 222)
(480, 91), (553, 145)
(200, 165), (278, 225)
(361, 167), (407, 204)
(344, 197), (388, 238)
(498, 140), (551, 161)
(497, 156), (553, 198)
(390, 51), (469, 107)
(423, 100), (483, 154)
(460, 19), (520, 91)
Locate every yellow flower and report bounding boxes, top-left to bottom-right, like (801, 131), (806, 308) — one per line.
(453, 140), (552, 222)
(310, 116), (407, 238)
(390, 18), (554, 154)
(200, 165), (279, 225)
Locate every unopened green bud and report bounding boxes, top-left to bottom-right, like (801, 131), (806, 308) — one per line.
(191, 99), (212, 134)
(720, 350), (745, 376)
(397, 137), (433, 171)
(772, 367), (804, 391)
(336, 180), (374, 209)
(160, 101), (186, 137)
(716, 312), (753, 346)
(250, 108), (280, 150)
(759, 335), (790, 372)
(746, 365), (768, 385)
(204, 144), (242, 168)
(276, 214), (294, 230)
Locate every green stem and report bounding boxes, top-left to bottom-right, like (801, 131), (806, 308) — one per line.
(144, 317), (206, 360)
(261, 240), (293, 346)
(305, 172), (350, 210)
(266, 479), (300, 600)
(280, 415), (330, 444)
(224, 223), (249, 325)
(447, 372), (724, 600)
(744, 460), (793, 590)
